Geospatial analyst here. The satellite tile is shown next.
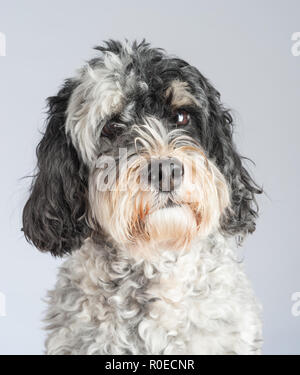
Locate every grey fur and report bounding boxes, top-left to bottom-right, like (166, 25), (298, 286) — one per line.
(45, 235), (262, 355)
(22, 40), (263, 355)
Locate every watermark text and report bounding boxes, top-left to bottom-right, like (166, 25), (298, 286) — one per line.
(0, 32), (6, 56)
(291, 32), (300, 57)
(0, 291), (6, 316)
(291, 292), (300, 317)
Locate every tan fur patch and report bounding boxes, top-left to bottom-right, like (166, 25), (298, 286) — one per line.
(166, 80), (199, 108)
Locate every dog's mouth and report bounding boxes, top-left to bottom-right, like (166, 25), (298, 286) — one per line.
(163, 198), (178, 209)
(155, 195), (182, 211)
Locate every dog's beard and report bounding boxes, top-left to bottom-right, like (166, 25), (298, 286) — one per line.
(88, 119), (230, 258)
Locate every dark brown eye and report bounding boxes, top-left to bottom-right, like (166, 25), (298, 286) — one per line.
(175, 110), (190, 126)
(101, 123), (119, 138)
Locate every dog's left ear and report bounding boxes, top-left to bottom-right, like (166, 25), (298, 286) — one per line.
(205, 84), (263, 238)
(22, 79), (90, 256)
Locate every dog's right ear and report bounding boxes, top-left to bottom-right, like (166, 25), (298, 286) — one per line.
(22, 79), (90, 256)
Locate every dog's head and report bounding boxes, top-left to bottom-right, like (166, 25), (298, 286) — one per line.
(22, 40), (262, 258)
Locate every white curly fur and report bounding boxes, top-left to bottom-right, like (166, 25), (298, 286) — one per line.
(44, 233), (262, 355)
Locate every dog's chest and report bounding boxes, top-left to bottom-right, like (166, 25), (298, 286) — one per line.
(52, 237), (260, 354)
(127, 241), (237, 354)
(127, 238), (262, 355)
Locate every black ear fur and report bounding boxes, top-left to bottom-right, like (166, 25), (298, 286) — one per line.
(22, 79), (90, 256)
(184, 62), (263, 237)
(205, 83), (263, 237)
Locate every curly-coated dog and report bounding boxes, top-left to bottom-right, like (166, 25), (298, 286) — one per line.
(23, 40), (263, 355)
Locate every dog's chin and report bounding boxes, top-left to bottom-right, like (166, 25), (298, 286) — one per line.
(142, 205), (198, 251)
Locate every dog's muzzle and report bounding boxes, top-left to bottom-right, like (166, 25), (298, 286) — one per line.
(88, 119), (231, 256)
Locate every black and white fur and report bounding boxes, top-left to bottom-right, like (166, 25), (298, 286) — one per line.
(23, 40), (263, 355)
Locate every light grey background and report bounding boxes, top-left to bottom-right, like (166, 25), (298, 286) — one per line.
(0, 0), (299, 355)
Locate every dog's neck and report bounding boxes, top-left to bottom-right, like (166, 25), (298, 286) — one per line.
(85, 230), (238, 279)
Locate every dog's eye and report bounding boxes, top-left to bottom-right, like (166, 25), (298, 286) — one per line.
(174, 110), (190, 126)
(101, 122), (119, 138)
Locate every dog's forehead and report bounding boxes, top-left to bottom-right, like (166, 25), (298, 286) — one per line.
(78, 46), (199, 116)
(65, 42), (206, 164)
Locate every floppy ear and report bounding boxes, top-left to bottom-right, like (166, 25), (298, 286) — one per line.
(22, 79), (90, 256)
(205, 85), (262, 238)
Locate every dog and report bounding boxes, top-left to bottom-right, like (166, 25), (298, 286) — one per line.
(22, 40), (263, 355)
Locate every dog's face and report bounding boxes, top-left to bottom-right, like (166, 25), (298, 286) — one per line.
(23, 40), (261, 257)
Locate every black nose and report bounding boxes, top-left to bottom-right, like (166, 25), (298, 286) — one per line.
(148, 158), (184, 192)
